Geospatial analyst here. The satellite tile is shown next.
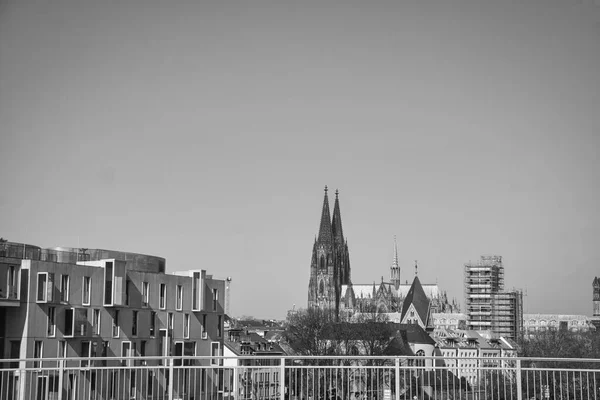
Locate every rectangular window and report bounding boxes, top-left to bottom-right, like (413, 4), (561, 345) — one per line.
(140, 341), (146, 358)
(184, 314), (190, 339)
(36, 272), (54, 303)
(112, 310), (120, 337)
(202, 314), (207, 339)
(150, 311), (156, 337)
(132, 310), (138, 336)
(60, 274), (69, 302)
(47, 306), (56, 337)
(7, 265), (17, 299)
(104, 261), (113, 305)
(168, 312), (174, 330)
(121, 341), (131, 366)
(125, 279), (130, 306)
(93, 309), (101, 335)
(192, 271), (202, 311)
(82, 276), (91, 306)
(217, 315), (222, 338)
(81, 341), (91, 367)
(58, 340), (67, 359)
(211, 342), (220, 365)
(64, 308), (74, 337)
(142, 282), (149, 307)
(176, 285), (183, 310)
(34, 340), (43, 369)
(212, 288), (218, 311)
(159, 284), (166, 309)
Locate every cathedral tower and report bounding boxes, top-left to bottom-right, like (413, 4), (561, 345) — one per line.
(308, 186), (351, 315)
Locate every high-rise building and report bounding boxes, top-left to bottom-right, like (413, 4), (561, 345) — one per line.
(464, 255), (523, 341)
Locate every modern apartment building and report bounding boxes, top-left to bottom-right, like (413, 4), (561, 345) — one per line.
(0, 240), (226, 400)
(464, 255), (523, 341)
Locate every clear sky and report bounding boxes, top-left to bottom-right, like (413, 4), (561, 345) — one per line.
(1, 0), (599, 319)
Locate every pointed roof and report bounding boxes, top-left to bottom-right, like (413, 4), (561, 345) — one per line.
(400, 275), (431, 325)
(392, 236), (399, 269)
(331, 189), (344, 246)
(317, 186), (333, 245)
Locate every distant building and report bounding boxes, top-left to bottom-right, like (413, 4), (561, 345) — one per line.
(464, 255), (523, 341)
(432, 313), (467, 331)
(523, 313), (596, 336)
(433, 329), (518, 386)
(0, 239), (226, 399)
(307, 187), (458, 319)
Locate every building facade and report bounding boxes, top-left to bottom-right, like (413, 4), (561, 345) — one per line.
(464, 255), (523, 341)
(0, 240), (226, 400)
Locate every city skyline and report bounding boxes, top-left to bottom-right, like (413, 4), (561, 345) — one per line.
(1, 0), (600, 319)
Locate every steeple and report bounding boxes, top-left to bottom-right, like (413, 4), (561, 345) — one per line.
(331, 189), (344, 246)
(317, 186), (333, 245)
(390, 236), (400, 289)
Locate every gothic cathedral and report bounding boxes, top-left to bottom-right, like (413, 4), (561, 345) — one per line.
(307, 186), (351, 314)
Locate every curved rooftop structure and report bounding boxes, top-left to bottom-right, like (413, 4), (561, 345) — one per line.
(46, 247), (166, 273)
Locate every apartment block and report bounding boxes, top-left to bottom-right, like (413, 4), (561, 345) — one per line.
(0, 240), (226, 400)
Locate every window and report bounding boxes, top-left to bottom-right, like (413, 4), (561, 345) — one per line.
(82, 276), (91, 306)
(140, 341), (146, 358)
(176, 285), (183, 310)
(60, 274), (70, 302)
(93, 309), (101, 335)
(64, 308), (74, 337)
(202, 314), (207, 339)
(7, 265), (17, 299)
(184, 314), (190, 339)
(192, 271), (202, 311)
(34, 340), (43, 368)
(142, 282), (149, 307)
(168, 312), (174, 330)
(217, 315), (222, 338)
(112, 310), (120, 337)
(211, 342), (220, 365)
(121, 341), (132, 366)
(81, 341), (91, 367)
(150, 312), (156, 337)
(212, 289), (218, 311)
(159, 284), (166, 309)
(104, 262), (113, 305)
(58, 340), (67, 359)
(47, 307), (56, 337)
(125, 279), (130, 306)
(36, 272), (54, 303)
(132, 311), (138, 336)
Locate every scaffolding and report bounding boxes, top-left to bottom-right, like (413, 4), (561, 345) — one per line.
(464, 256), (522, 341)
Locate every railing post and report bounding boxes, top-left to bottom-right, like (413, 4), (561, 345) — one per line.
(516, 359), (523, 400)
(395, 358), (400, 400)
(57, 359), (64, 400)
(280, 357), (286, 400)
(168, 357), (174, 400)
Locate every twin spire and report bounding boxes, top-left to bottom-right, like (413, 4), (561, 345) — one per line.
(317, 185), (345, 246)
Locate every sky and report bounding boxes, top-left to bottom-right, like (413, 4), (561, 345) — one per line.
(1, 0), (599, 320)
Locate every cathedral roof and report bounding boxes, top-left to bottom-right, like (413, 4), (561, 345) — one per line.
(400, 275), (431, 325)
(317, 186), (333, 245)
(340, 282), (441, 300)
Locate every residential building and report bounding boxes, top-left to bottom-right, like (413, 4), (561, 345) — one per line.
(464, 255), (523, 341)
(0, 240), (226, 400)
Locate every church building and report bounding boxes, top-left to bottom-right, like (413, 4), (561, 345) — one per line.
(307, 187), (459, 325)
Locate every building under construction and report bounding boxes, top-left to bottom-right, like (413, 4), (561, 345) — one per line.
(464, 255), (523, 341)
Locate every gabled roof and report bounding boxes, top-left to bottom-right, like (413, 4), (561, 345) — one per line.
(383, 336), (414, 356)
(400, 276), (430, 325)
(396, 323), (436, 345)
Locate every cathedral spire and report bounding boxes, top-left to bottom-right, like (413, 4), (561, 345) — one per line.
(331, 189), (344, 246)
(390, 236), (400, 289)
(317, 186), (333, 245)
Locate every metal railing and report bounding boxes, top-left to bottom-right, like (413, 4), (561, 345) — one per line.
(1, 356), (600, 400)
